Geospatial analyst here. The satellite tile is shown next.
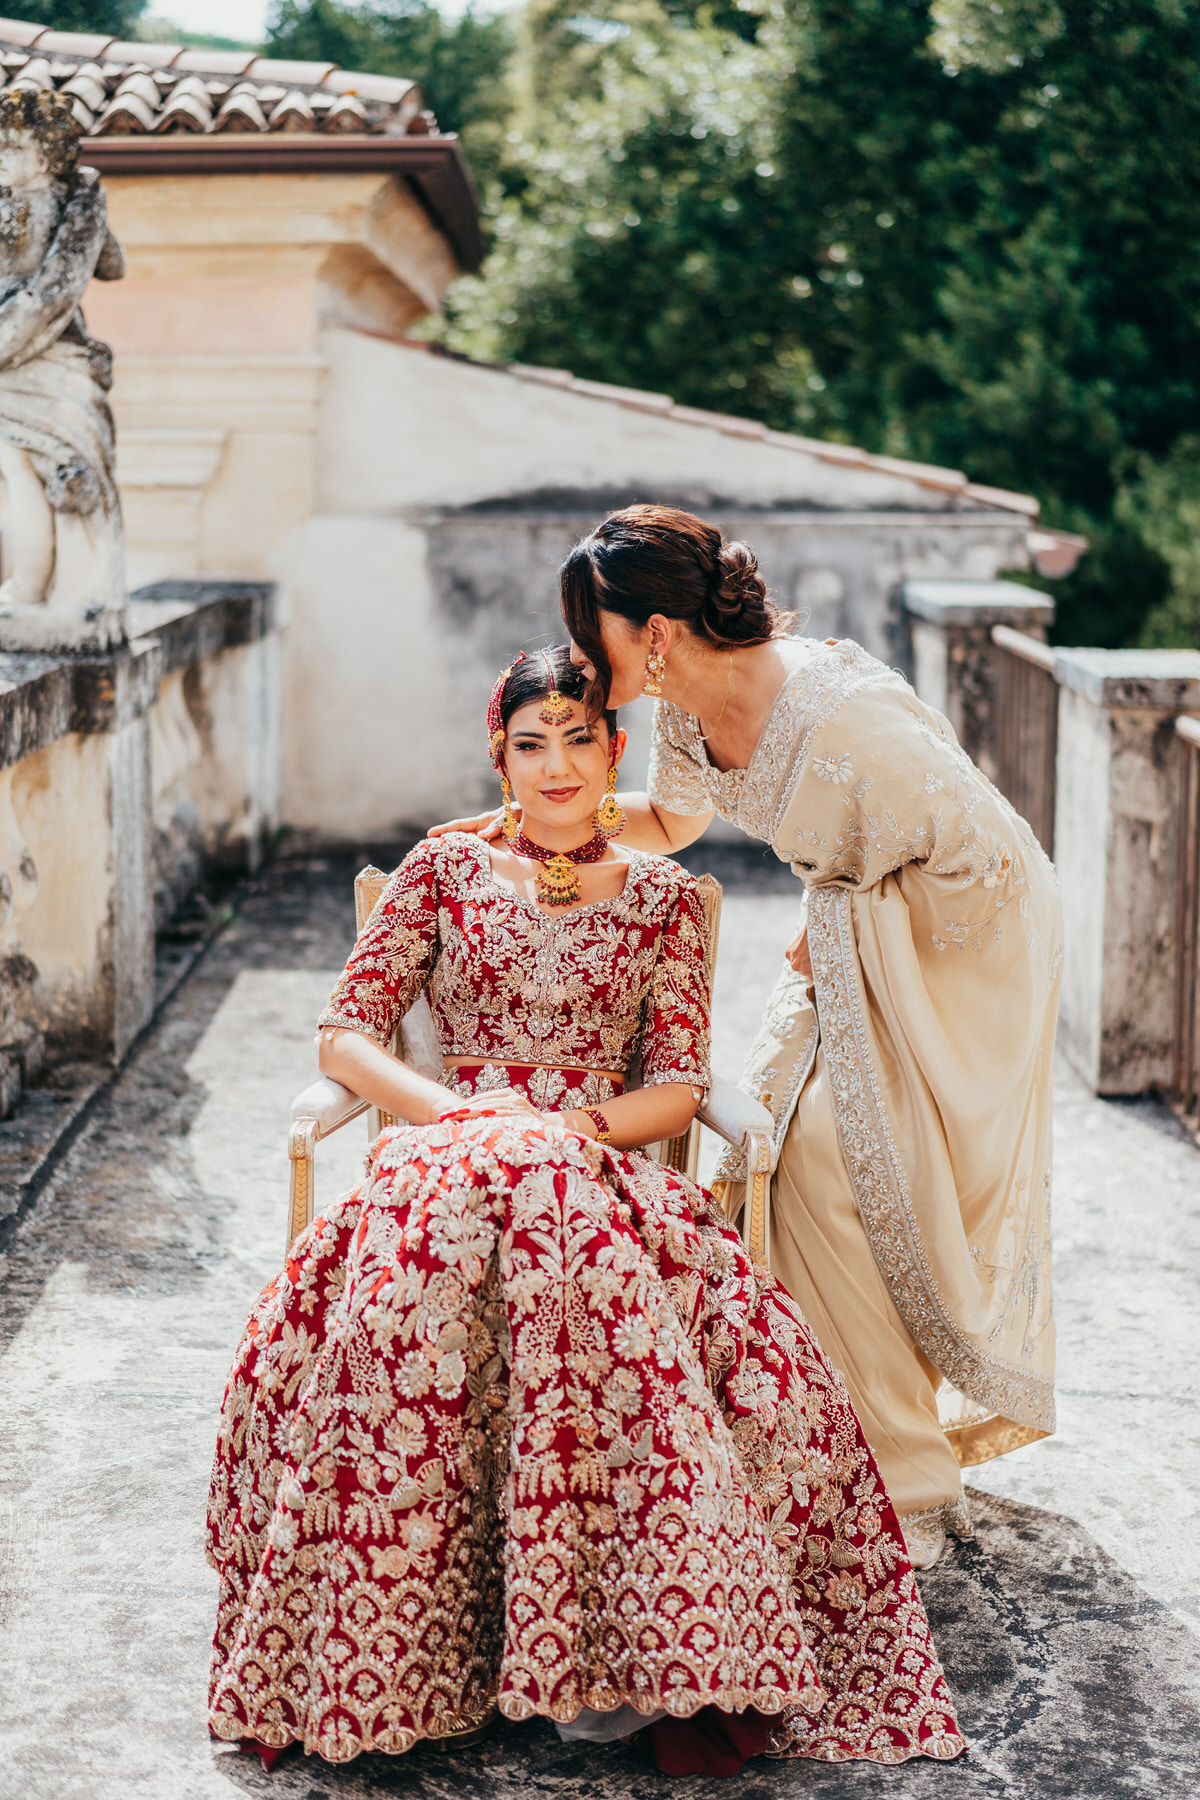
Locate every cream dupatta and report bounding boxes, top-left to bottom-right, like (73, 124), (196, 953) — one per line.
(650, 641), (1063, 1457)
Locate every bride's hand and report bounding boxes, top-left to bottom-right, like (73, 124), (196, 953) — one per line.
(785, 925), (813, 980)
(440, 1086), (539, 1120)
(427, 807), (515, 842)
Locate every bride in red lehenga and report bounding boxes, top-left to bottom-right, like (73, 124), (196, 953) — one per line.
(205, 647), (967, 1773)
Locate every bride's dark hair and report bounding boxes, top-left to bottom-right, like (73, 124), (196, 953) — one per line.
(500, 643), (618, 737)
(560, 504), (787, 711)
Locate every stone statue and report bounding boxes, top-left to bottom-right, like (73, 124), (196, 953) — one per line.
(0, 85), (126, 650)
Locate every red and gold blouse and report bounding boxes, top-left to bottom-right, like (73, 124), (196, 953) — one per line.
(316, 834), (711, 1103)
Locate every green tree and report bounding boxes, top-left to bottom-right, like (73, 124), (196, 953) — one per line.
(1115, 437), (1200, 650)
(440, 0), (1200, 646)
(443, 0), (818, 420)
(265, 0), (515, 157)
(19, 0), (145, 28)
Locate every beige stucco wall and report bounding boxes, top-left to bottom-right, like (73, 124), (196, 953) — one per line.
(88, 171), (459, 591)
(79, 170), (1041, 843)
(280, 328), (1037, 836)
(147, 634), (282, 922)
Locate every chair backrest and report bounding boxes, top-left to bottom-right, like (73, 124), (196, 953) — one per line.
(352, 859), (722, 1092)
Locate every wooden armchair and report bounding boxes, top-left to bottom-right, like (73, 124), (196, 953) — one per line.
(287, 865), (774, 1262)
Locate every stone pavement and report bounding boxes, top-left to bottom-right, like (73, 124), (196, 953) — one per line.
(0, 843), (1197, 1799)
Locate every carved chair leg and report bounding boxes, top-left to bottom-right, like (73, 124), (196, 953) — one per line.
(742, 1132), (772, 1265)
(662, 1119), (702, 1181)
(286, 1118), (318, 1260)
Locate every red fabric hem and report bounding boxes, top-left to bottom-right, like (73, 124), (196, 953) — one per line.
(649, 1706), (773, 1776)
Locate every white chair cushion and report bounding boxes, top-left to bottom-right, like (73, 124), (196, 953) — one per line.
(291, 1075), (366, 1136)
(697, 1075), (775, 1159)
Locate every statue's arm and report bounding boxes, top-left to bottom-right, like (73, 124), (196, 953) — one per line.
(94, 228), (125, 283)
(0, 175), (114, 369)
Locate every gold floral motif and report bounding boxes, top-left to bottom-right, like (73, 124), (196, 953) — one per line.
(206, 1119), (966, 1766)
(647, 639), (906, 842)
(316, 836), (710, 1096)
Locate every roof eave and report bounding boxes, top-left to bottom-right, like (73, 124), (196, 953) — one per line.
(82, 132), (484, 273)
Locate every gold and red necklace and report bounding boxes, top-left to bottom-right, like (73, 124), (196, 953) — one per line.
(513, 827), (609, 906)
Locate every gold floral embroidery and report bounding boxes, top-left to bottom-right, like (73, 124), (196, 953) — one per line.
(206, 1119), (966, 1765)
(316, 836), (710, 1095)
(647, 640), (907, 843)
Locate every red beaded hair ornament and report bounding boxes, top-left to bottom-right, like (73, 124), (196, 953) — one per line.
(487, 652), (523, 843)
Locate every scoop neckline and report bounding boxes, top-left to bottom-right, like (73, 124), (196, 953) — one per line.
(475, 836), (645, 919)
(686, 641), (816, 780)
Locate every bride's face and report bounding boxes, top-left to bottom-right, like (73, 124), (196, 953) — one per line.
(503, 696), (625, 839)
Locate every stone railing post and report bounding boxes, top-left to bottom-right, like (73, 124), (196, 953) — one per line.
(1053, 648), (1200, 1095)
(900, 578), (1055, 787)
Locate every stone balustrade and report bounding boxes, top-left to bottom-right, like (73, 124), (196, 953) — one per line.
(902, 578), (1200, 1097)
(900, 578), (1055, 790)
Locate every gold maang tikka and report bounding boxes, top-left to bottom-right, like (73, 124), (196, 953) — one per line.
(538, 650), (573, 725)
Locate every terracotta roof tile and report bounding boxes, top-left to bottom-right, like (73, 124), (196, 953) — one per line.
(0, 15), (431, 137)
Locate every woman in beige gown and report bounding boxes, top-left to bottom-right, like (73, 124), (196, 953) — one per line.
(440, 503), (1062, 1565)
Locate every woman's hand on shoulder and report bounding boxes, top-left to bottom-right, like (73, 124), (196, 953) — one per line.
(427, 807), (515, 843)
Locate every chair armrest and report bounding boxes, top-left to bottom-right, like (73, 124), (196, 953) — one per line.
(291, 1075), (368, 1138)
(697, 1075), (774, 1157)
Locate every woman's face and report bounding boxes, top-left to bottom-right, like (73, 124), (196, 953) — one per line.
(570, 611), (658, 709)
(503, 696), (625, 839)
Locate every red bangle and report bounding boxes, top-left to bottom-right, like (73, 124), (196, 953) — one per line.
(579, 1107), (611, 1145)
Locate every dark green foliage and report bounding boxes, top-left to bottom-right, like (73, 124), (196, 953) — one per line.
(265, 0), (514, 147)
(18, 0), (145, 29)
(437, 0), (1200, 646)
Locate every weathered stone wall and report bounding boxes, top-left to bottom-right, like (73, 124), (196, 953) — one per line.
(130, 583), (281, 926)
(905, 579), (1200, 1099)
(0, 582), (280, 1086)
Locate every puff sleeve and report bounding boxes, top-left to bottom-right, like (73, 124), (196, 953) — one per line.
(639, 879), (712, 1094)
(316, 839), (440, 1046)
(646, 700), (716, 816)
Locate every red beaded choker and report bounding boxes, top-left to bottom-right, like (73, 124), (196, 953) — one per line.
(513, 827), (609, 906)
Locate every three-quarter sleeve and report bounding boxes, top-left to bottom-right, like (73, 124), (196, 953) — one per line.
(316, 839), (441, 1046)
(639, 880), (712, 1094)
(646, 700), (715, 817)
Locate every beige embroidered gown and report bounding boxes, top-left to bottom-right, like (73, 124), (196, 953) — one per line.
(647, 638), (1063, 1531)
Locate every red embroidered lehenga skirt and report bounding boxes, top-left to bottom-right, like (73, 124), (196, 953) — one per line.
(205, 1108), (966, 1766)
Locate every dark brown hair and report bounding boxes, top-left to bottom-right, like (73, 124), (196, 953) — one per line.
(500, 644), (617, 739)
(560, 504), (785, 710)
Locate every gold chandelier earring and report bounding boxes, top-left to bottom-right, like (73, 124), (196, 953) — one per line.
(596, 764), (626, 839)
(643, 648), (667, 698)
(500, 772), (519, 843)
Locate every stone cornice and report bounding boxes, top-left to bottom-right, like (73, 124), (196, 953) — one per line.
(82, 134), (484, 272)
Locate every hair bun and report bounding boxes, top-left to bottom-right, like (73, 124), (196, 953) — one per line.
(702, 539), (773, 643)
